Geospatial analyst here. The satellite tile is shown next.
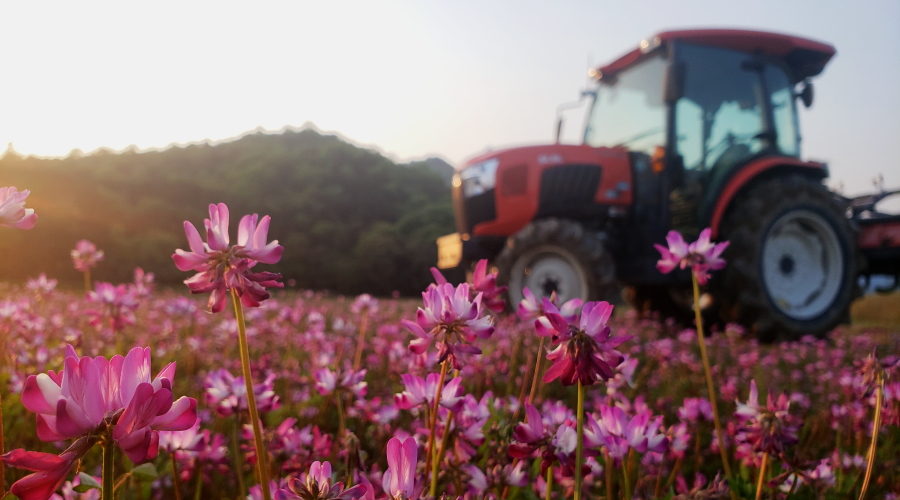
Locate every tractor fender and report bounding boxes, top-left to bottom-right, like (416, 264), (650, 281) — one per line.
(708, 157), (828, 239)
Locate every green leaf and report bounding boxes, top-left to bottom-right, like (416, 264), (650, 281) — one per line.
(131, 462), (159, 480)
(73, 472), (101, 492)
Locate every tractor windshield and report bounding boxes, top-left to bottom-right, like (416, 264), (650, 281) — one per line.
(583, 55), (667, 156)
(674, 42), (800, 174)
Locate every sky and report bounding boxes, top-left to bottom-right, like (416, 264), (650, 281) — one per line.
(1, 0), (898, 199)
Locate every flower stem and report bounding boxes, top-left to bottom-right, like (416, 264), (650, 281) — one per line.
(0, 384), (5, 497)
(84, 269), (92, 295)
(604, 450), (615, 500)
(231, 289), (271, 500)
(622, 463), (632, 500)
(193, 464), (204, 500)
(102, 441), (115, 500)
(858, 372), (884, 500)
(171, 453), (183, 500)
(754, 452), (768, 500)
(231, 416), (247, 500)
(352, 312), (369, 372)
(427, 359), (450, 498)
(575, 380), (584, 500)
(544, 465), (553, 500)
(434, 409), (455, 490)
(528, 337), (546, 404)
(692, 275), (735, 496)
(653, 456), (665, 499)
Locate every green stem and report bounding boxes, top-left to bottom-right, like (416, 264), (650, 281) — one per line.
(653, 456), (665, 499)
(784, 470), (798, 500)
(544, 465), (553, 500)
(692, 275), (736, 496)
(1, 382), (5, 497)
(170, 453), (183, 500)
(193, 465), (203, 500)
(102, 441), (115, 500)
(231, 289), (271, 500)
(427, 360), (450, 499)
(858, 373), (884, 500)
(622, 463), (632, 500)
(604, 450), (615, 500)
(231, 417), (247, 499)
(754, 452), (768, 500)
(528, 337), (546, 404)
(352, 312), (370, 372)
(575, 380), (584, 500)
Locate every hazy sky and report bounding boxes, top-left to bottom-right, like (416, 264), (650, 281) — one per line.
(1, 1), (898, 198)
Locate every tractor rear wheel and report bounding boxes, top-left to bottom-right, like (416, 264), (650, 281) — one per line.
(496, 219), (617, 308)
(716, 175), (857, 341)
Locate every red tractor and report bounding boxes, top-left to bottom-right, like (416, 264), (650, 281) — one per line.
(437, 28), (900, 341)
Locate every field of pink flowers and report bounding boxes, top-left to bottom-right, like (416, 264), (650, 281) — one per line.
(0, 190), (898, 500)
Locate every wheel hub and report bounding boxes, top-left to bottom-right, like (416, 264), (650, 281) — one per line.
(779, 255), (795, 275)
(761, 209), (844, 320)
(508, 245), (590, 306)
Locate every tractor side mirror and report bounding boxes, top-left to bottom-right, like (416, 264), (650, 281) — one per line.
(798, 81), (814, 108)
(663, 61), (685, 104)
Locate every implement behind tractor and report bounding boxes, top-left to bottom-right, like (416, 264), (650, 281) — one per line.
(437, 28), (900, 341)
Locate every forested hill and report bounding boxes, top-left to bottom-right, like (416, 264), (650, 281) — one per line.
(0, 129), (458, 296)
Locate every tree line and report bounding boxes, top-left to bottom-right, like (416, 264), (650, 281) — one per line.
(0, 128), (460, 296)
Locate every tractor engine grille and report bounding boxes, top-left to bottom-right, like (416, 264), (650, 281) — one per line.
(536, 164), (603, 218)
(463, 189), (496, 233)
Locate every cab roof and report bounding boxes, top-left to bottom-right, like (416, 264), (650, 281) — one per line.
(595, 28), (836, 83)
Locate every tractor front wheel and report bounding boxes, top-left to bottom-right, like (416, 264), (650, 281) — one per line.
(496, 219), (617, 308)
(716, 175), (857, 341)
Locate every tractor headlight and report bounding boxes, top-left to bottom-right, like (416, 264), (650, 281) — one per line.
(460, 158), (500, 197)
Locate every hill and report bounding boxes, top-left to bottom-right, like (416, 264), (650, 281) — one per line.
(0, 128), (456, 296)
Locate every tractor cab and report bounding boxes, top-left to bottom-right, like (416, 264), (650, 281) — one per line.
(584, 29), (834, 242)
(438, 29), (860, 340)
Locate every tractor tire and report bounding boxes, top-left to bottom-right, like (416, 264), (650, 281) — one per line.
(496, 218), (617, 308)
(715, 175), (857, 341)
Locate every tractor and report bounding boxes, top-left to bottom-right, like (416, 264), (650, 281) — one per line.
(436, 28), (900, 341)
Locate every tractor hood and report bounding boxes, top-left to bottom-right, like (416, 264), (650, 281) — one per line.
(454, 144), (633, 237)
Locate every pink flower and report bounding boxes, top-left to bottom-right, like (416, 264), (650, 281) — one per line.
(275, 460), (369, 500)
(591, 405), (669, 464)
(70, 240), (104, 273)
(402, 282), (494, 369)
(351, 294), (379, 315)
(383, 437), (419, 500)
(394, 373), (465, 413)
(20, 345), (197, 461)
(85, 282), (139, 331)
(540, 301), (631, 386)
(518, 289), (582, 323)
(734, 380), (799, 456)
(654, 228), (729, 285)
(678, 397), (714, 423)
(314, 367), (368, 398)
(430, 259), (507, 313)
(0, 186), (37, 229)
(129, 267), (155, 298)
(203, 368), (280, 417)
(172, 203), (284, 313)
(26, 274), (58, 295)
(2, 437), (95, 500)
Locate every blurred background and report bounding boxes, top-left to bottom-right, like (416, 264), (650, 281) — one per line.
(1, 0), (898, 293)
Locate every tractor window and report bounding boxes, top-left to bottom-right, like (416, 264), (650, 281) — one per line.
(674, 43), (767, 174)
(584, 55), (666, 156)
(766, 66), (800, 157)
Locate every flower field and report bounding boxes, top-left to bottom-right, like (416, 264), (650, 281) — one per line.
(0, 192), (898, 500)
(0, 279), (897, 499)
